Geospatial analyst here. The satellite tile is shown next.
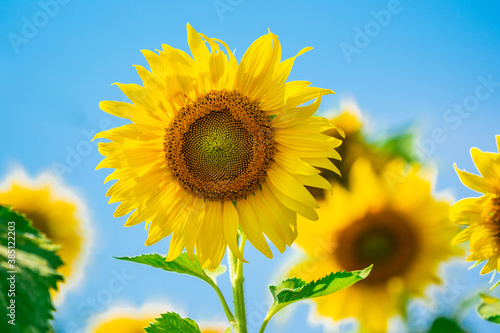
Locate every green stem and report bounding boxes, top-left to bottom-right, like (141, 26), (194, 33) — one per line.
(229, 234), (248, 333)
(209, 281), (234, 325)
(259, 314), (272, 333)
(259, 306), (280, 333)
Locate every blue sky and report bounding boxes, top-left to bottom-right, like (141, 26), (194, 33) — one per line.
(1, 0), (500, 332)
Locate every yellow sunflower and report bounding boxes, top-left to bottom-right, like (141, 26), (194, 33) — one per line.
(311, 100), (416, 199)
(94, 23), (341, 269)
(288, 158), (460, 332)
(451, 136), (500, 287)
(87, 304), (226, 333)
(0, 169), (91, 303)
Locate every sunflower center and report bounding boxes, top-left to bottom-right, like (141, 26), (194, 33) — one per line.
(335, 211), (419, 284)
(355, 228), (397, 265)
(164, 90), (275, 201)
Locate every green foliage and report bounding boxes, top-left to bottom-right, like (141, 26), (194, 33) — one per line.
(145, 312), (201, 333)
(269, 265), (371, 307)
(375, 132), (416, 163)
(117, 253), (235, 324)
(116, 253), (215, 285)
(428, 317), (467, 333)
(477, 293), (500, 324)
(260, 266), (371, 332)
(0, 205), (63, 333)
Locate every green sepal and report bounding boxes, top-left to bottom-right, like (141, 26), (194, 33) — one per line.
(145, 312), (201, 333)
(0, 205), (64, 333)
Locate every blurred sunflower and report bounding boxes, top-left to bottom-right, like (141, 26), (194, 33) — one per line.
(88, 304), (226, 333)
(451, 136), (500, 288)
(288, 158), (460, 332)
(95, 23), (341, 269)
(0, 169), (90, 303)
(310, 100), (416, 199)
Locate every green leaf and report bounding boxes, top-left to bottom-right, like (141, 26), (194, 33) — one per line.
(477, 293), (500, 324)
(374, 132), (417, 163)
(260, 266), (371, 333)
(145, 312), (201, 333)
(117, 253), (235, 324)
(115, 253), (214, 286)
(270, 265), (371, 305)
(428, 317), (467, 333)
(0, 205), (63, 333)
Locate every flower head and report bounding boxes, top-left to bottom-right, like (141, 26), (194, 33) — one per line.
(95, 24), (341, 269)
(87, 304), (226, 333)
(287, 158), (460, 332)
(451, 136), (500, 287)
(0, 169), (91, 303)
(310, 100), (416, 199)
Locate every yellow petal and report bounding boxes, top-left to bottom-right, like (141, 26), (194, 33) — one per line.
(222, 201), (246, 262)
(267, 164), (318, 208)
(455, 164), (499, 194)
(264, 181), (318, 221)
(237, 198), (273, 258)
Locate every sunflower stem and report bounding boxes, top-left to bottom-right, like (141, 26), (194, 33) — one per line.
(258, 314), (272, 333)
(229, 234), (248, 333)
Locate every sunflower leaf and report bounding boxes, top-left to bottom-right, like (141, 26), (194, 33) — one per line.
(260, 266), (372, 332)
(145, 312), (201, 333)
(270, 265), (372, 305)
(0, 205), (63, 333)
(427, 317), (467, 333)
(115, 253), (214, 285)
(477, 293), (500, 324)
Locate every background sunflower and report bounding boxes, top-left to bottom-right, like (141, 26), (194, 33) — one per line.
(0, 169), (91, 304)
(86, 303), (227, 333)
(287, 158), (461, 332)
(451, 136), (500, 288)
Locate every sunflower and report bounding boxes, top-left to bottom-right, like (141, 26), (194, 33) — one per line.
(287, 158), (460, 332)
(451, 136), (500, 287)
(87, 304), (226, 333)
(95, 23), (341, 269)
(310, 100), (416, 199)
(0, 169), (90, 303)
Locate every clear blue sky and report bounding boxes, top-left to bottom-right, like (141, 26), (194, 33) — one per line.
(1, 0), (500, 332)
